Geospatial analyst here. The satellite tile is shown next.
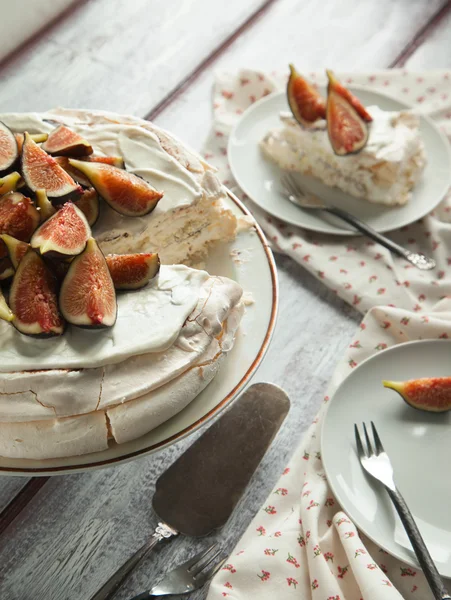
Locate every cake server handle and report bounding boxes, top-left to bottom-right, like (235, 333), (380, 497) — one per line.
(325, 206), (436, 270)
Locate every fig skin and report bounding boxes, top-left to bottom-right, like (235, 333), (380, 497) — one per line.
(9, 249), (65, 337)
(287, 64), (326, 126)
(0, 234), (29, 269)
(41, 125), (93, 157)
(15, 133), (48, 154)
(21, 133), (82, 200)
(384, 377), (451, 413)
(326, 70), (372, 123)
(0, 287), (13, 322)
(0, 192), (40, 242)
(0, 257), (14, 280)
(326, 83), (369, 156)
(31, 202), (91, 258)
(0, 121), (19, 174)
(106, 252), (160, 290)
(69, 159), (163, 217)
(74, 188), (100, 227)
(0, 172), (22, 196)
(60, 238), (117, 328)
(36, 189), (56, 222)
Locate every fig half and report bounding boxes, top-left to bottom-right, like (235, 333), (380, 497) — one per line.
(74, 188), (99, 227)
(106, 253), (160, 290)
(69, 159), (163, 217)
(54, 156), (91, 187)
(0, 234), (29, 269)
(36, 189), (56, 222)
(0, 192), (40, 241)
(287, 64), (326, 126)
(10, 249), (65, 337)
(41, 125), (93, 157)
(326, 70), (373, 123)
(15, 133), (48, 154)
(0, 121), (18, 174)
(326, 73), (369, 156)
(384, 378), (451, 413)
(31, 202), (91, 257)
(60, 238), (117, 328)
(0, 287), (13, 322)
(0, 172), (22, 196)
(22, 133), (81, 200)
(86, 155), (125, 168)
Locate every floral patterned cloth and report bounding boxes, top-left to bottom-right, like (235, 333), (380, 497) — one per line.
(205, 70), (451, 600)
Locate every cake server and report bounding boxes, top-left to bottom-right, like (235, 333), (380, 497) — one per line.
(90, 382), (290, 600)
(281, 173), (436, 270)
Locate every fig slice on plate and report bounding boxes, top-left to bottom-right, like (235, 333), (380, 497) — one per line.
(0, 192), (40, 241)
(0, 234), (29, 269)
(68, 159), (163, 217)
(106, 252), (160, 290)
(0, 172), (22, 195)
(287, 64), (326, 126)
(36, 189), (56, 222)
(41, 125), (93, 157)
(74, 188), (99, 227)
(0, 121), (19, 174)
(0, 257), (14, 280)
(86, 155), (125, 168)
(60, 238), (117, 328)
(326, 73), (369, 156)
(10, 249), (65, 337)
(384, 377), (451, 413)
(326, 70), (373, 123)
(22, 133), (81, 199)
(31, 202), (91, 257)
(0, 287), (13, 322)
(15, 133), (48, 154)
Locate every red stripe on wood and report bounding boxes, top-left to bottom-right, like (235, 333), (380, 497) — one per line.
(0, 478), (49, 536)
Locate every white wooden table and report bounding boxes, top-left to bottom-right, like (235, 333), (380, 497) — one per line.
(0, 1), (450, 598)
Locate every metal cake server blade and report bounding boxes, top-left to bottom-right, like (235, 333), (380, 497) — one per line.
(90, 382), (290, 600)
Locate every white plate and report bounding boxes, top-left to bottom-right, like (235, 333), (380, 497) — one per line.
(228, 88), (451, 235)
(322, 340), (451, 577)
(0, 190), (278, 476)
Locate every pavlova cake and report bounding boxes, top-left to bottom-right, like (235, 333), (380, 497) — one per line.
(0, 109), (244, 460)
(261, 67), (426, 206)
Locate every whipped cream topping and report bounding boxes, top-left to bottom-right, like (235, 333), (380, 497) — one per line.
(0, 265), (209, 372)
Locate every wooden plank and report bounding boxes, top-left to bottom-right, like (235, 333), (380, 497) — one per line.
(0, 0), (271, 116)
(0, 479), (29, 514)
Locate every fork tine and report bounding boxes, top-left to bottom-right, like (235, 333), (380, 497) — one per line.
(286, 173), (305, 196)
(354, 424), (365, 459)
(194, 557), (227, 586)
(371, 421), (384, 455)
(362, 422), (374, 456)
(281, 175), (297, 197)
(191, 546), (222, 578)
(182, 543), (219, 571)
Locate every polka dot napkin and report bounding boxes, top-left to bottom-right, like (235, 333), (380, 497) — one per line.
(205, 70), (451, 600)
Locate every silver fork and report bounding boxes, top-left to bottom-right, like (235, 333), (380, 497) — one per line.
(355, 422), (451, 600)
(281, 173), (436, 270)
(129, 542), (225, 599)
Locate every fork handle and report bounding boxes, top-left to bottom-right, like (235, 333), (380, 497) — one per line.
(387, 487), (451, 600)
(324, 206), (435, 270)
(89, 522), (178, 600)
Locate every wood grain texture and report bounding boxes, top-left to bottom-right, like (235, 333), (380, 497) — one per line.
(0, 0), (449, 598)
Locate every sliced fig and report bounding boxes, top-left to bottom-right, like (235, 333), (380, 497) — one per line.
(384, 378), (451, 413)
(287, 64), (326, 126)
(54, 156), (91, 187)
(0, 172), (22, 195)
(35, 189), (56, 222)
(31, 202), (91, 257)
(0, 257), (14, 280)
(326, 70), (372, 123)
(106, 253), (160, 290)
(86, 155), (124, 168)
(0, 192), (40, 241)
(326, 77), (369, 156)
(0, 121), (18, 174)
(69, 159), (163, 217)
(21, 133), (81, 199)
(0, 234), (29, 269)
(74, 188), (99, 227)
(0, 287), (13, 322)
(60, 238), (117, 328)
(41, 125), (93, 157)
(10, 249), (65, 337)
(15, 133), (48, 154)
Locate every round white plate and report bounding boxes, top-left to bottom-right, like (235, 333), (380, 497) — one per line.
(228, 88), (451, 235)
(322, 340), (451, 577)
(0, 190), (278, 476)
